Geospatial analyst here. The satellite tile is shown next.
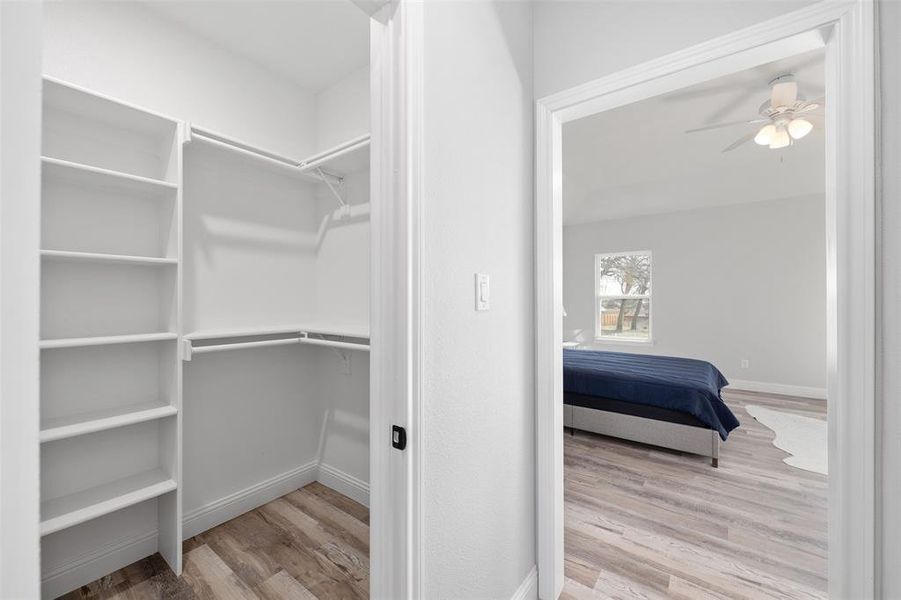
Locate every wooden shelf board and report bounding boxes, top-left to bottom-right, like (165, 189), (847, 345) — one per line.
(41, 249), (177, 266)
(42, 156), (177, 196)
(40, 332), (178, 350)
(41, 469), (176, 536)
(41, 401), (177, 444)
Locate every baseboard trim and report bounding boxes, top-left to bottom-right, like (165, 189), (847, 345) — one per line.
(42, 530), (158, 599)
(511, 566), (538, 600)
(727, 379), (826, 400)
(183, 460), (319, 539)
(317, 462), (370, 507)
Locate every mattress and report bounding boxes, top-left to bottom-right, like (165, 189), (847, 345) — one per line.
(563, 349), (740, 440)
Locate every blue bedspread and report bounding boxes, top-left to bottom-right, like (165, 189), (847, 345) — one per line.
(563, 349), (739, 440)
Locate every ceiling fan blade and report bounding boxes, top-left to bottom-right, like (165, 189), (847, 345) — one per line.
(722, 130), (757, 153)
(685, 118), (766, 134)
(797, 96), (826, 113)
(771, 80), (798, 108)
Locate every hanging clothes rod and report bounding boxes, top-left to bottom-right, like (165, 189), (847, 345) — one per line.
(188, 126), (342, 184)
(297, 134), (370, 173)
(184, 333), (370, 360)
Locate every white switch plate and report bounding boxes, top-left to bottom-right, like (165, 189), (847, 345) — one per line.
(475, 273), (489, 311)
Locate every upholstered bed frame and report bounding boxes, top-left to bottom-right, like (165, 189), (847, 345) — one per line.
(564, 392), (721, 467)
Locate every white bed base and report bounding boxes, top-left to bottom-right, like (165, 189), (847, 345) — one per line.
(564, 404), (720, 467)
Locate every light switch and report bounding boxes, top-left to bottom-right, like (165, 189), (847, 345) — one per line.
(475, 273), (490, 311)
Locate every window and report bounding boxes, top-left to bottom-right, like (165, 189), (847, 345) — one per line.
(595, 251), (652, 342)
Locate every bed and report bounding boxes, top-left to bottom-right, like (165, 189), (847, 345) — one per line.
(563, 348), (740, 467)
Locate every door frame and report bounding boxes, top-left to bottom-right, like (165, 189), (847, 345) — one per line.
(369, 1), (424, 598)
(535, 1), (876, 598)
(0, 1), (43, 597)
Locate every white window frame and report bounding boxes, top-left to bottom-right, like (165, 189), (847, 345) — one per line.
(594, 250), (652, 344)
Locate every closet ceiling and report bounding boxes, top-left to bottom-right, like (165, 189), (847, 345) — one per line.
(140, 1), (369, 92)
(562, 48), (826, 225)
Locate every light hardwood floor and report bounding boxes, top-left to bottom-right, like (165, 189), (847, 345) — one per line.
(58, 482), (369, 600)
(563, 389), (828, 600)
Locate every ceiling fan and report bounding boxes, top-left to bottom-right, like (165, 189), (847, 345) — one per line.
(686, 74), (824, 152)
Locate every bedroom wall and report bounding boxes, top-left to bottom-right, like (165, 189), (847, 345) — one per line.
(420, 1), (535, 598)
(41, 1), (317, 158)
(563, 194), (826, 395)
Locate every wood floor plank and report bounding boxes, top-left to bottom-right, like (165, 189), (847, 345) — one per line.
(68, 483), (371, 600)
(255, 570), (318, 600)
(565, 391), (827, 600)
(181, 544), (259, 600)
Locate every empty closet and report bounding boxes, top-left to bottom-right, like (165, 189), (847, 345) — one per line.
(39, 3), (373, 597)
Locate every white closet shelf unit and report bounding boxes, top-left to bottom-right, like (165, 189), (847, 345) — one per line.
(41, 156), (178, 195)
(40, 469), (177, 536)
(40, 332), (178, 349)
(40, 75), (183, 594)
(40, 249), (178, 266)
(40, 401), (178, 444)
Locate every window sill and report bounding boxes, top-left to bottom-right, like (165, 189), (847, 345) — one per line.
(591, 338), (656, 348)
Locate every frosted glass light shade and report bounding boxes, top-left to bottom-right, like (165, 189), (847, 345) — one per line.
(754, 124), (775, 146)
(788, 117), (813, 139)
(769, 126), (791, 149)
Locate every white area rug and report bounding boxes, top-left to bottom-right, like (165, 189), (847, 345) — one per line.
(745, 405), (827, 475)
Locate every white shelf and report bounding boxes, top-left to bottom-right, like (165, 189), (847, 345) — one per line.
(41, 469), (176, 536)
(41, 401), (177, 444)
(44, 77), (178, 138)
(42, 156), (177, 196)
(41, 249), (177, 266)
(298, 134), (370, 177)
(40, 332), (178, 350)
(185, 322), (369, 341)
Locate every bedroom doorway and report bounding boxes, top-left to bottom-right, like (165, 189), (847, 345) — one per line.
(534, 3), (875, 599)
(559, 47), (828, 598)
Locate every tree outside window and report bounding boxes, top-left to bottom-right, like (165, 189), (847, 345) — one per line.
(595, 251), (651, 341)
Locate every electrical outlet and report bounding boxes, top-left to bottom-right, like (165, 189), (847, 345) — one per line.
(740, 359), (750, 369)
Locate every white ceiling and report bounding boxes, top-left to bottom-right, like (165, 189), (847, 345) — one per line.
(141, 1), (369, 93)
(562, 49), (826, 225)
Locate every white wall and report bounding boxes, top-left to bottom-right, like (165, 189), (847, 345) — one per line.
(315, 66), (370, 153)
(878, 0), (901, 596)
(564, 195), (827, 392)
(42, 1), (317, 158)
(533, 0), (817, 99)
(0, 1), (42, 597)
(420, 2), (535, 598)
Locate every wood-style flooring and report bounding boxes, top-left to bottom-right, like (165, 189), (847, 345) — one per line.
(59, 482), (369, 600)
(64, 390), (825, 600)
(563, 389), (828, 600)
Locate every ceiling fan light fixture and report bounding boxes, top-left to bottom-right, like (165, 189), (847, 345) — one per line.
(754, 124), (775, 146)
(788, 117), (813, 140)
(769, 125), (791, 149)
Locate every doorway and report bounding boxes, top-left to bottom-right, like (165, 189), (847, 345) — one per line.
(535, 2), (875, 598)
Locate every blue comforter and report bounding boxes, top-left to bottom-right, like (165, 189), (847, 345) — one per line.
(563, 349), (739, 440)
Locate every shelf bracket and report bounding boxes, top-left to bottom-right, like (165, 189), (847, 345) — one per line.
(181, 339), (193, 362)
(315, 167), (351, 219)
(180, 121), (193, 146)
